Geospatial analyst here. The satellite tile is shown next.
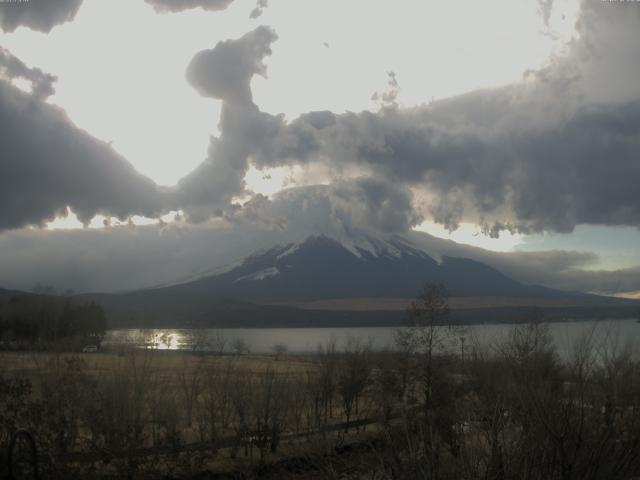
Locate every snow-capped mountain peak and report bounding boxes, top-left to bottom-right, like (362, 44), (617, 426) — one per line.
(162, 229), (560, 303)
(267, 231), (439, 263)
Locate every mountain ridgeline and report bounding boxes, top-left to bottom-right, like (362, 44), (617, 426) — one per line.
(166, 234), (560, 301)
(74, 234), (639, 328)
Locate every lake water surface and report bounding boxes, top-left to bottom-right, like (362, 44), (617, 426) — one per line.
(105, 318), (640, 358)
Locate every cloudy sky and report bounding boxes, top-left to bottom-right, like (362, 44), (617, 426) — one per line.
(0, 0), (639, 297)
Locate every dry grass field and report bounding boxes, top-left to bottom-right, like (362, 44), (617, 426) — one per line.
(272, 295), (626, 311)
(3, 320), (640, 479)
(0, 350), (315, 378)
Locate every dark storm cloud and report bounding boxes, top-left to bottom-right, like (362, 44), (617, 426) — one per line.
(121, 2), (637, 235)
(186, 25), (278, 105)
(0, 46), (56, 99)
(2, 0), (639, 241)
(0, 0), (83, 33)
(223, 0), (640, 236)
(144, 0), (234, 13)
(177, 26), (281, 221)
(241, 179), (422, 235)
(338, 178), (421, 233)
(0, 26), (283, 232)
(261, 96), (640, 235)
(0, 78), (166, 231)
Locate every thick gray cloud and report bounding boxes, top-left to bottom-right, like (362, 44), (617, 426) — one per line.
(224, 1), (640, 236)
(186, 25), (278, 105)
(4, 1), (638, 239)
(257, 96), (640, 236)
(179, 27), (420, 232)
(0, 26), (284, 232)
(3, 0), (639, 239)
(177, 26), (281, 220)
(0, 0), (234, 33)
(144, 0), (234, 13)
(0, 0), (83, 33)
(0, 77), (166, 230)
(0, 46), (56, 99)
(239, 179), (422, 235)
(157, 1), (640, 237)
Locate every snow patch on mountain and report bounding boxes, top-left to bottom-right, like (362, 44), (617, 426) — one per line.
(234, 267), (280, 283)
(390, 234), (444, 264)
(276, 243), (301, 259)
(295, 230), (443, 263)
(254, 230), (444, 264)
(166, 229), (447, 289)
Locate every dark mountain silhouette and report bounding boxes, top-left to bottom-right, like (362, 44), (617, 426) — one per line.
(0, 287), (28, 302)
(3, 235), (637, 328)
(163, 234), (568, 302)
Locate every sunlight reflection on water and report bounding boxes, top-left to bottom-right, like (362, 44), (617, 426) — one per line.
(147, 331), (181, 350)
(103, 319), (640, 358)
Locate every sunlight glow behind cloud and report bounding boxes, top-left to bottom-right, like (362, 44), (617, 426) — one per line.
(415, 220), (524, 252)
(6, 0), (618, 261)
(0, 0), (580, 189)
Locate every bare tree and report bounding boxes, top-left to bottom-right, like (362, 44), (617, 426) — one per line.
(396, 284), (454, 407)
(317, 337), (338, 426)
(210, 330), (227, 355)
(394, 284), (457, 478)
(178, 354), (205, 428)
(371, 350), (402, 425)
(183, 328), (210, 353)
(232, 338), (250, 356)
(198, 359), (235, 447)
(252, 367), (292, 458)
(272, 343), (288, 360)
(337, 338), (371, 432)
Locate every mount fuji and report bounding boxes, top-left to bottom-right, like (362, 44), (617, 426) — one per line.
(165, 233), (560, 302)
(80, 230), (636, 328)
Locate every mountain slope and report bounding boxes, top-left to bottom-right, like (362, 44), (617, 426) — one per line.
(0, 287), (28, 302)
(163, 234), (567, 302)
(81, 233), (639, 328)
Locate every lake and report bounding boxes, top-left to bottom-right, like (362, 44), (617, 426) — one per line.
(104, 318), (640, 359)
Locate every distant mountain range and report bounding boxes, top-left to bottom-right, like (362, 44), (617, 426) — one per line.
(3, 233), (638, 328)
(84, 233), (637, 328)
(0, 288), (24, 302)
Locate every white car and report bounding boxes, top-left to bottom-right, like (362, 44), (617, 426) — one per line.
(82, 345), (98, 353)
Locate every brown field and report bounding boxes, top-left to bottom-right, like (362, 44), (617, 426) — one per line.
(0, 347), (389, 478)
(3, 322), (640, 479)
(0, 350), (315, 378)
(270, 295), (619, 311)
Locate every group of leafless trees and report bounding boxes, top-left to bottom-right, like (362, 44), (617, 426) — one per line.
(2, 286), (640, 479)
(356, 286), (640, 480)
(0, 341), (383, 478)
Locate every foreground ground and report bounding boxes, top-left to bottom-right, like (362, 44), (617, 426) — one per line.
(2, 322), (640, 479)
